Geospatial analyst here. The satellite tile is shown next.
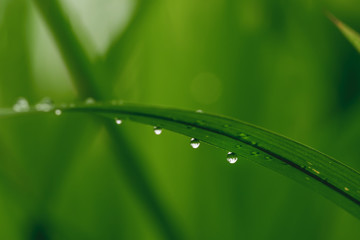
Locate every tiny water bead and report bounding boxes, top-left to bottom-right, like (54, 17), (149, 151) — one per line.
(251, 151), (260, 156)
(35, 97), (54, 112)
(54, 109), (62, 116)
(238, 133), (249, 139)
(227, 152), (238, 164)
(115, 118), (123, 125)
(111, 99), (124, 105)
(190, 138), (200, 149)
(344, 187), (350, 191)
(196, 109), (203, 113)
(154, 126), (163, 135)
(85, 97), (95, 104)
(13, 97), (30, 112)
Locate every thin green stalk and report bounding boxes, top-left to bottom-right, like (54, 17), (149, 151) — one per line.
(328, 13), (360, 54)
(32, 0), (182, 239)
(99, 0), (154, 85)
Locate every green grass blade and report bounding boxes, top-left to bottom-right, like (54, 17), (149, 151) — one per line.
(100, 0), (153, 84)
(32, 0), (99, 98)
(32, 1), (183, 238)
(328, 13), (360, 54)
(11, 102), (357, 220)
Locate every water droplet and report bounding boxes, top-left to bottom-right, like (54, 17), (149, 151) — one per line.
(13, 97), (30, 112)
(344, 187), (350, 191)
(54, 109), (62, 116)
(227, 152), (238, 164)
(154, 126), (162, 135)
(251, 151), (260, 156)
(196, 109), (203, 113)
(111, 99), (124, 105)
(85, 97), (95, 104)
(115, 118), (122, 125)
(111, 99), (123, 105)
(190, 138), (200, 149)
(238, 133), (249, 139)
(311, 168), (320, 175)
(35, 97), (54, 112)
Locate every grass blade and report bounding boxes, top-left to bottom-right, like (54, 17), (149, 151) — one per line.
(100, 0), (154, 84)
(328, 13), (360, 53)
(7, 102), (358, 219)
(32, 1), (182, 238)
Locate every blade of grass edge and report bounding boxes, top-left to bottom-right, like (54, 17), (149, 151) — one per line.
(31, 1), (183, 239)
(62, 103), (360, 220)
(99, 0), (154, 85)
(3, 103), (360, 219)
(328, 13), (360, 54)
(2, 104), (360, 219)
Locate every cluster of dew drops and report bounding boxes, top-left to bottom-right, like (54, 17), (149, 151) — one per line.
(12, 98), (238, 164)
(115, 111), (238, 164)
(12, 97), (98, 116)
(13, 97), (62, 115)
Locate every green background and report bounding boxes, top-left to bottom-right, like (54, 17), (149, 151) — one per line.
(0, 0), (360, 239)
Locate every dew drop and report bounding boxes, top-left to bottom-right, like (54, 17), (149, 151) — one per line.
(190, 138), (200, 149)
(251, 151), (260, 156)
(115, 118), (122, 125)
(35, 97), (54, 112)
(239, 133), (249, 139)
(54, 109), (62, 116)
(227, 152), (238, 164)
(344, 187), (350, 191)
(85, 97), (95, 104)
(196, 109), (203, 113)
(13, 97), (30, 112)
(154, 126), (162, 135)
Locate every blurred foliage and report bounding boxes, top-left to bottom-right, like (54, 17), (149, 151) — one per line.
(0, 0), (360, 239)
